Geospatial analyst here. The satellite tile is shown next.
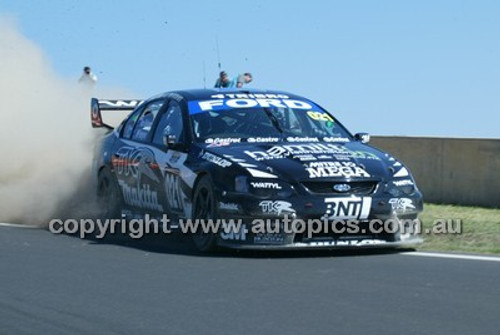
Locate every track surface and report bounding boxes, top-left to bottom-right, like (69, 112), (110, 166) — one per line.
(1, 226), (499, 335)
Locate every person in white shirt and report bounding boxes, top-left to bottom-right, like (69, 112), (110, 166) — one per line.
(78, 66), (97, 86)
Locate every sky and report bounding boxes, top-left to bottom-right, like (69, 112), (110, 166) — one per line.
(1, 0), (499, 138)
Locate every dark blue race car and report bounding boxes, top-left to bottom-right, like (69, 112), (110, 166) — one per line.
(91, 89), (423, 251)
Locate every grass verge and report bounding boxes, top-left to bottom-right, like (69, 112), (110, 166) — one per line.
(418, 203), (500, 254)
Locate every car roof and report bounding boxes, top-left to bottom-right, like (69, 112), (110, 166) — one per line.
(155, 88), (308, 101)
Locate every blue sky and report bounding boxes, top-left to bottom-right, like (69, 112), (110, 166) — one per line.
(1, 0), (499, 137)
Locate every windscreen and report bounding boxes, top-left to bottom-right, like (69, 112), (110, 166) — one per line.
(188, 95), (352, 143)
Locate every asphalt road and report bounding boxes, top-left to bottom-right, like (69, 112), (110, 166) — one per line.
(1, 226), (499, 335)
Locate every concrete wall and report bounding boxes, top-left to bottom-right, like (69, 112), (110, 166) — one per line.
(370, 136), (500, 208)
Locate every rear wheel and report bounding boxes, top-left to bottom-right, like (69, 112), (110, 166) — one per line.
(191, 176), (218, 252)
(97, 168), (123, 219)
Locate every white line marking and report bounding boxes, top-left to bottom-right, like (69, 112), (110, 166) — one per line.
(402, 251), (500, 262)
(0, 222), (39, 229)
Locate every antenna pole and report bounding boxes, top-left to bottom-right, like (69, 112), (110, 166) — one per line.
(216, 35), (222, 71)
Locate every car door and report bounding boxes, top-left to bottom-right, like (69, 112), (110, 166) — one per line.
(111, 99), (167, 213)
(145, 100), (194, 220)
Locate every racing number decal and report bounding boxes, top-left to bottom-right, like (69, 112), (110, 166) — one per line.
(306, 111), (334, 123)
(164, 170), (187, 213)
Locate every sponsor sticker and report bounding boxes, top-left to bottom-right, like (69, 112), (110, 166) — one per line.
(389, 198), (416, 211)
(286, 137), (319, 143)
(245, 143), (350, 161)
(259, 201), (295, 215)
(393, 179), (414, 187)
(250, 182), (282, 189)
(201, 152), (232, 168)
(188, 98), (320, 114)
(219, 202), (239, 211)
(323, 196), (372, 220)
(247, 137), (280, 143)
(306, 161), (370, 179)
(220, 223), (247, 241)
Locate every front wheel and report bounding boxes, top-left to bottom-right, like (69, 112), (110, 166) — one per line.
(191, 175), (218, 252)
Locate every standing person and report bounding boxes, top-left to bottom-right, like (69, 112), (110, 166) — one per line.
(78, 66), (97, 86)
(228, 72), (252, 88)
(214, 71), (230, 88)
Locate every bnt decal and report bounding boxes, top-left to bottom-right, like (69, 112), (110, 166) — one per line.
(323, 197), (372, 220)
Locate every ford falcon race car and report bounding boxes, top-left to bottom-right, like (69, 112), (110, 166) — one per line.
(91, 89), (423, 251)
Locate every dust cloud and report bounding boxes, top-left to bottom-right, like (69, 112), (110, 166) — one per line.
(0, 17), (135, 225)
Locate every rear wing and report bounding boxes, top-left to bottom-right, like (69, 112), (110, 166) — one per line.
(91, 98), (143, 129)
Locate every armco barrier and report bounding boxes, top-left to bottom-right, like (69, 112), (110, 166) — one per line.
(370, 136), (500, 208)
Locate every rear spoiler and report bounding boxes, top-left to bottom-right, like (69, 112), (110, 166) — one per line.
(91, 98), (143, 129)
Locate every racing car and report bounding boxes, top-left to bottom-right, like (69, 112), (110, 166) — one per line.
(91, 89), (423, 251)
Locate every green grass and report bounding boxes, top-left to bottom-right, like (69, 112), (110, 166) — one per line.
(418, 203), (500, 254)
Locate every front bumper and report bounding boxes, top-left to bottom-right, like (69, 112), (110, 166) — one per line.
(218, 236), (423, 250)
(215, 189), (424, 249)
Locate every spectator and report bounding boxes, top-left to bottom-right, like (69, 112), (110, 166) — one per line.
(214, 71), (230, 88)
(228, 72), (252, 88)
(78, 66), (97, 86)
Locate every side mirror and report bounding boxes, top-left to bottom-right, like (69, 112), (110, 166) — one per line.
(163, 133), (185, 151)
(354, 132), (370, 143)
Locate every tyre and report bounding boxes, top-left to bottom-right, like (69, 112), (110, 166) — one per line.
(191, 175), (218, 252)
(97, 168), (123, 219)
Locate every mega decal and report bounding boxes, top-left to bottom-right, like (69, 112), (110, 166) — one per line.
(306, 162), (371, 179)
(389, 198), (416, 211)
(188, 98), (320, 114)
(323, 196), (372, 220)
(201, 152), (232, 168)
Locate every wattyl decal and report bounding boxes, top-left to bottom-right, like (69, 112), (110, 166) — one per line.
(250, 182), (282, 189)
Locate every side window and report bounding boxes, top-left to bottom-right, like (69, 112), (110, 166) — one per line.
(122, 107), (143, 139)
(152, 101), (183, 146)
(131, 100), (165, 142)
